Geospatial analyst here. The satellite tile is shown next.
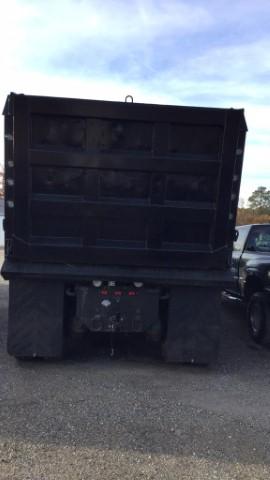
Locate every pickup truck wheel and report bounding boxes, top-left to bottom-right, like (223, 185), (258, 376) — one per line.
(247, 292), (270, 345)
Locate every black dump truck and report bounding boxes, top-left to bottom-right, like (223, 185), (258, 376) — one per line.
(2, 93), (247, 364)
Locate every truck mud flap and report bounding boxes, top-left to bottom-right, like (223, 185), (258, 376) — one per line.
(163, 287), (220, 365)
(8, 279), (64, 358)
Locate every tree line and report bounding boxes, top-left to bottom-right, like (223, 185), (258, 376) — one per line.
(237, 186), (270, 225)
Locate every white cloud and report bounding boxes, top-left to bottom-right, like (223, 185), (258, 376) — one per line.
(0, 0), (213, 70)
(187, 40), (270, 87)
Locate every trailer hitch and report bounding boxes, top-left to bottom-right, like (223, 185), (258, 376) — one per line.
(108, 313), (122, 357)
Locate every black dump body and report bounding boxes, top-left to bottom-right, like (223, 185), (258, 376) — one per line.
(2, 93), (247, 282)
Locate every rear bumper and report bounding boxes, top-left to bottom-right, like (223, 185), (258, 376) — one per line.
(1, 259), (233, 288)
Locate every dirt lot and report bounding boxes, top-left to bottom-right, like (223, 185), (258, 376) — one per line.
(1, 264), (270, 479)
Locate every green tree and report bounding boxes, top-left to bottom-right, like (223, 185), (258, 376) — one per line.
(248, 186), (270, 211)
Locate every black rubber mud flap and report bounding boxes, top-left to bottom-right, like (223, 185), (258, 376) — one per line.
(163, 287), (221, 365)
(8, 279), (64, 358)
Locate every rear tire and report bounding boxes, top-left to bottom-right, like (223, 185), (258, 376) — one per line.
(247, 292), (270, 345)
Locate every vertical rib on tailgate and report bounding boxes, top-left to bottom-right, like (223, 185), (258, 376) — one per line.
(4, 94), (247, 269)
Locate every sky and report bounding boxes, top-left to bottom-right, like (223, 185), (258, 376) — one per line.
(0, 0), (269, 205)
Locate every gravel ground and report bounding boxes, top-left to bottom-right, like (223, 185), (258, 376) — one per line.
(1, 261), (270, 478)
